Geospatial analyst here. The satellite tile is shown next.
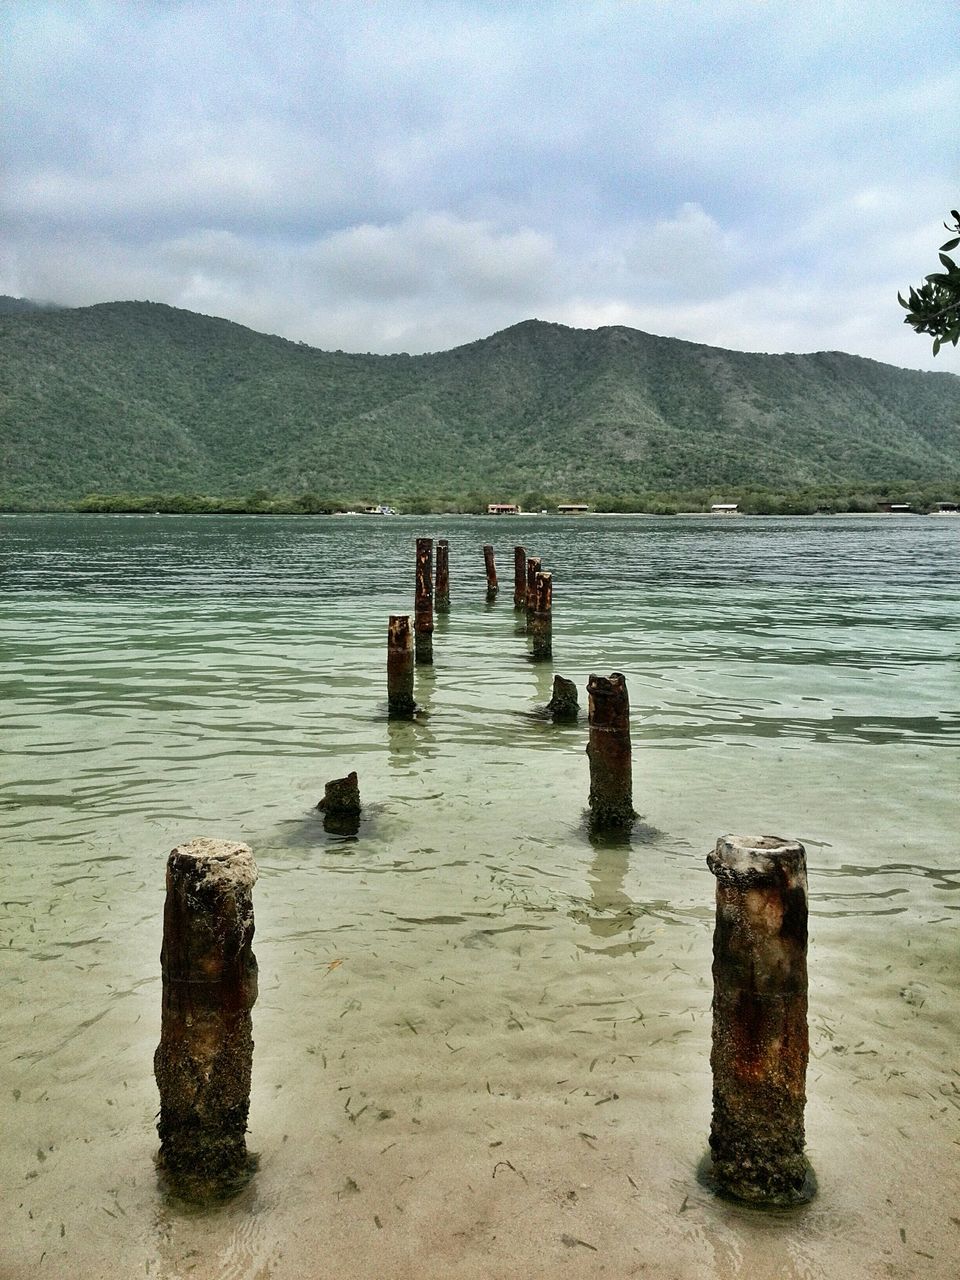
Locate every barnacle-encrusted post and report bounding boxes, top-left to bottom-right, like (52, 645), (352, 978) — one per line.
(415, 537), (434, 665)
(483, 544), (498, 600)
(586, 672), (635, 829)
(387, 614), (416, 718)
(154, 838), (258, 1201)
(707, 835), (812, 1206)
(513, 545), (527, 609)
(435, 539), (450, 613)
(529, 570), (553, 661)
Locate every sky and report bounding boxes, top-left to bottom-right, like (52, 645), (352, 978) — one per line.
(1, 0), (957, 370)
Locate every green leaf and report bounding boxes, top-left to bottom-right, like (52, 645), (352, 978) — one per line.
(939, 237), (960, 252)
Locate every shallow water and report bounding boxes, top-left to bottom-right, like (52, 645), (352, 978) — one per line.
(1, 513), (957, 1280)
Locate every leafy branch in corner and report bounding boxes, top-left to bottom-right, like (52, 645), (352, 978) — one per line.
(899, 210), (960, 354)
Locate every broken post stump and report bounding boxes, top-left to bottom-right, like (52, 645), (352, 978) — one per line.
(529, 570), (553, 661)
(318, 770), (361, 815)
(586, 672), (636, 828)
(483, 544), (498, 600)
(548, 674), (579, 722)
(387, 615), (416, 718)
(706, 835), (812, 1206)
(524, 555), (542, 623)
(513, 545), (527, 609)
(435, 539), (450, 613)
(415, 537), (434, 665)
(154, 838), (258, 1201)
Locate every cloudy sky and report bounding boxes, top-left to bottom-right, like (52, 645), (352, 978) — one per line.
(2, 1), (957, 369)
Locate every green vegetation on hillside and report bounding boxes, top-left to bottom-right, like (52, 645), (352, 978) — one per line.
(1, 301), (958, 509)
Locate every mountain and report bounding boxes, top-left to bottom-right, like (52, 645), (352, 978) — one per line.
(1, 300), (959, 508)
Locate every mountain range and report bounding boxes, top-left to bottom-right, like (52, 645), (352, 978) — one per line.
(1, 298), (958, 510)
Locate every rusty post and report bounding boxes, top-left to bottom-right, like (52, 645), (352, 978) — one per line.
(387, 615), (416, 718)
(513, 545), (527, 609)
(706, 835), (812, 1205)
(524, 555), (542, 624)
(154, 838), (258, 1201)
(435, 539), (450, 614)
(483, 544), (498, 600)
(415, 537), (434, 665)
(548, 674), (579, 722)
(529, 570), (552, 661)
(586, 672), (635, 829)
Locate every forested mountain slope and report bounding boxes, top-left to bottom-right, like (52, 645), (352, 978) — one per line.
(2, 301), (958, 506)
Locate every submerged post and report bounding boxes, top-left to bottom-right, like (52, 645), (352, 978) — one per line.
(548, 674), (579, 722)
(529, 570), (553, 661)
(435, 539), (450, 614)
(387, 614), (416, 718)
(154, 838), (258, 1201)
(524, 555), (542, 623)
(415, 537), (434, 665)
(483, 544), (498, 600)
(706, 835), (811, 1206)
(317, 771), (362, 835)
(513, 545), (527, 609)
(586, 672), (635, 828)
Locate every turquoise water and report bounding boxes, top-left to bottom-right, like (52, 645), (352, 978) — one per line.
(1, 513), (957, 1279)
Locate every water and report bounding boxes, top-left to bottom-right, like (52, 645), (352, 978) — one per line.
(1, 513), (957, 1280)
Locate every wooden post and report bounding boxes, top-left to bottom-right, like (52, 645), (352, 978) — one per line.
(435, 539), (450, 614)
(706, 835), (812, 1205)
(529, 570), (552, 661)
(415, 537), (434, 665)
(483, 544), (498, 600)
(387, 614), (416, 718)
(513, 545), (527, 609)
(548, 674), (579, 722)
(154, 838), (258, 1201)
(524, 555), (542, 623)
(586, 672), (635, 828)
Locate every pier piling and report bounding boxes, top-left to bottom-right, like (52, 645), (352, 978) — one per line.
(387, 615), (416, 718)
(706, 835), (812, 1206)
(415, 537), (434, 665)
(513, 546), (527, 609)
(483, 545), (498, 600)
(524, 556), (542, 623)
(529, 570), (553, 661)
(435, 539), (450, 614)
(154, 838), (258, 1201)
(586, 672), (636, 829)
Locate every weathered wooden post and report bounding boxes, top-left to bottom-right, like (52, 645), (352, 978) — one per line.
(586, 672), (635, 828)
(513, 545), (527, 609)
(529, 570), (552, 660)
(548, 674), (579, 722)
(706, 835), (812, 1205)
(435, 539), (450, 613)
(524, 555), (542, 623)
(387, 615), (416, 717)
(483, 545), (498, 600)
(415, 537), (434, 665)
(155, 838), (258, 1201)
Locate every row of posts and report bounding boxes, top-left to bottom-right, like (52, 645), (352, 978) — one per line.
(155, 538), (813, 1209)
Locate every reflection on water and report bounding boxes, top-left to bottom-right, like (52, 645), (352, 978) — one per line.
(1, 514), (958, 1278)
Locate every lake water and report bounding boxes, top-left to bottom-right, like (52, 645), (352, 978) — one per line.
(1, 513), (957, 1280)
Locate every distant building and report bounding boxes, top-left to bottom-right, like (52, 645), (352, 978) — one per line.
(487, 503), (520, 515)
(877, 502), (912, 513)
(933, 501), (958, 513)
(557, 503), (590, 514)
(710, 503), (739, 514)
